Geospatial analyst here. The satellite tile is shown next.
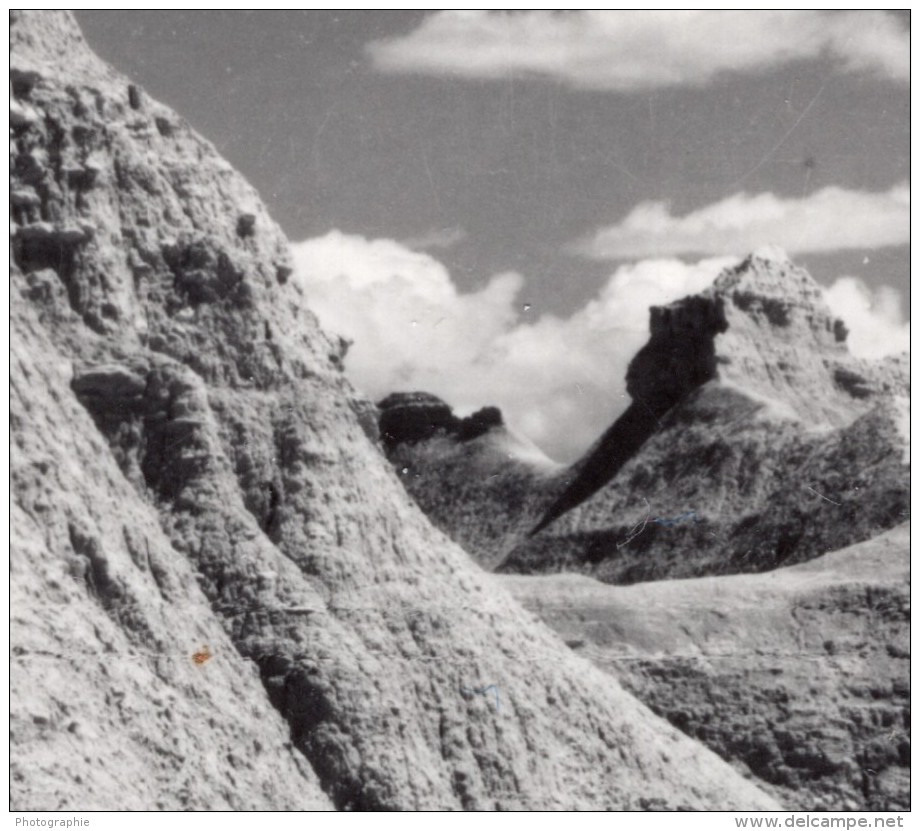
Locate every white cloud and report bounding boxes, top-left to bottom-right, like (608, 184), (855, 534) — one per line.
(574, 183), (910, 260)
(367, 11), (908, 90)
(291, 233), (909, 463)
(481, 257), (736, 458)
(824, 276), (910, 360)
(290, 231), (732, 461)
(288, 230), (522, 395)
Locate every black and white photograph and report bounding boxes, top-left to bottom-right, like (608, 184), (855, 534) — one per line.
(9, 10), (910, 815)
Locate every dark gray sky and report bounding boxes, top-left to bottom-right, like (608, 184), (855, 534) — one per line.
(77, 11), (908, 315)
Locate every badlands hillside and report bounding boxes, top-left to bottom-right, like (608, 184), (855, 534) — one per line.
(383, 251), (909, 584)
(9, 11), (781, 811)
(374, 237), (910, 812)
(379, 392), (567, 569)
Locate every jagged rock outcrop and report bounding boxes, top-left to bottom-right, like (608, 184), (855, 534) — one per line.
(531, 249), (907, 537)
(10, 11), (779, 811)
(379, 252), (908, 583)
(379, 392), (506, 450)
(380, 394), (567, 569)
(501, 251), (909, 582)
(504, 525), (910, 810)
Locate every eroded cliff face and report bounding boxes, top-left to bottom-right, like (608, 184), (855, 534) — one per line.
(628, 249), (863, 426)
(503, 389), (908, 584)
(11, 286), (333, 810)
(377, 253), (908, 584)
(10, 11), (779, 811)
(528, 249), (908, 543)
(493, 253), (909, 582)
(370, 250), (910, 809)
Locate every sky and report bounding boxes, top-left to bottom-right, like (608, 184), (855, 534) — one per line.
(77, 11), (910, 462)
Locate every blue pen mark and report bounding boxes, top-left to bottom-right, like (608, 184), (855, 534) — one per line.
(460, 683), (500, 713)
(652, 510), (700, 527)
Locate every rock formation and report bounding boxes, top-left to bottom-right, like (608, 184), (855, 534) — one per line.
(530, 248), (907, 536)
(379, 394), (567, 569)
(10, 11), (780, 811)
(378, 392), (508, 450)
(504, 524), (910, 810)
(501, 250), (908, 583)
(372, 250), (909, 810)
(380, 253), (908, 584)
(11, 286), (333, 810)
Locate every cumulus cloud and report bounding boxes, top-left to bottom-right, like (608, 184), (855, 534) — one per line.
(824, 276), (910, 360)
(288, 229), (522, 397)
(574, 183), (910, 260)
(367, 11), (908, 90)
(291, 231), (733, 461)
(291, 232), (909, 462)
(481, 257), (736, 455)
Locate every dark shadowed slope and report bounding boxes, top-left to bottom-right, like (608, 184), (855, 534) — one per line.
(532, 291), (730, 534)
(378, 393), (568, 568)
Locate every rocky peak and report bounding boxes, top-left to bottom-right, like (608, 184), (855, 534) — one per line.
(628, 249), (855, 424)
(534, 251), (903, 534)
(715, 246), (822, 300)
(378, 391), (503, 451)
(715, 249), (846, 356)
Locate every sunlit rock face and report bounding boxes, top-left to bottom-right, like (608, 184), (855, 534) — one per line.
(10, 10), (780, 812)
